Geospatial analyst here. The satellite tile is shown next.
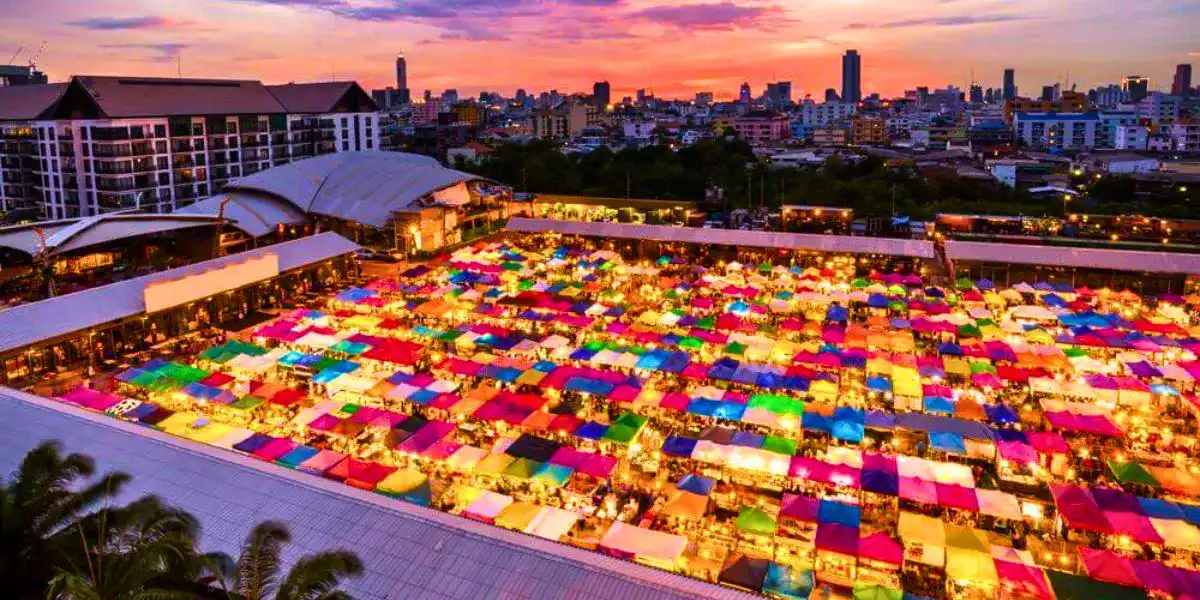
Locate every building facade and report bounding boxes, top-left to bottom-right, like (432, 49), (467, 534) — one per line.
(0, 76), (380, 219)
(1169, 118), (1200, 152)
(1012, 112), (1099, 150)
(729, 113), (789, 144)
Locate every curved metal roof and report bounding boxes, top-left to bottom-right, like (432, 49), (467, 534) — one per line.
(177, 191), (307, 238)
(224, 151), (486, 228)
(0, 213), (222, 257)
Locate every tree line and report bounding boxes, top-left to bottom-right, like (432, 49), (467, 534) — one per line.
(459, 139), (1197, 220)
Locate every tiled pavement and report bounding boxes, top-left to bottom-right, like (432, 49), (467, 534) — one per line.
(0, 387), (758, 600)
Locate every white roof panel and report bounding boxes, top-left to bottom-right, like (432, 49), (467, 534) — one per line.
(507, 217), (937, 258)
(946, 240), (1200, 274)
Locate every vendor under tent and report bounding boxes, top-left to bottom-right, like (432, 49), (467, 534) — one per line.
(762, 563), (814, 600)
(1044, 570), (1148, 600)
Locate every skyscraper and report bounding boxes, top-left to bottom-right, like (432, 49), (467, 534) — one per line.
(842, 50), (861, 103)
(593, 81), (611, 111)
(1002, 68), (1016, 101)
(824, 88), (839, 102)
(1172, 64), (1193, 98)
(738, 83), (752, 103)
(777, 81), (793, 106)
(395, 53), (411, 105)
(969, 85), (983, 104)
(1123, 75), (1149, 101)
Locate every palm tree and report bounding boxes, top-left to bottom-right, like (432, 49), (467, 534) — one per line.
(44, 496), (206, 600)
(208, 521), (363, 600)
(0, 441), (131, 599)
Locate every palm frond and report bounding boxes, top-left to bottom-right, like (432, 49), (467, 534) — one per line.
(235, 521), (290, 600)
(275, 550), (363, 600)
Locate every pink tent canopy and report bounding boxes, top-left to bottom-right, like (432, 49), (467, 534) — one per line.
(815, 523), (859, 555)
(1027, 431), (1070, 454)
(995, 560), (1053, 599)
(780, 493), (820, 522)
(1050, 485), (1114, 534)
(998, 441), (1040, 465)
(935, 483), (979, 511)
(59, 387), (124, 411)
(1079, 548), (1142, 588)
(858, 532), (903, 565)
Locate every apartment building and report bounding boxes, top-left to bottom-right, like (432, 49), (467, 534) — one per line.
(1012, 112), (1099, 150)
(0, 76), (379, 218)
(800, 100), (856, 127)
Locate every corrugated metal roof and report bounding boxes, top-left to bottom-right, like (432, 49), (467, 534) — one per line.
(178, 192), (307, 238)
(945, 240), (1200, 274)
(226, 152), (484, 228)
(0, 232), (359, 353)
(0, 82), (67, 120)
(0, 214), (221, 257)
(75, 76), (286, 118)
(0, 219), (77, 255)
(0, 390), (756, 600)
(507, 217), (937, 258)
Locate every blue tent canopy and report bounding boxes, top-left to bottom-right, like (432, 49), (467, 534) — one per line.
(575, 421), (609, 440)
(867, 293), (890, 308)
(826, 305), (849, 323)
(929, 431), (966, 454)
(818, 500), (862, 527)
(762, 564), (814, 600)
(731, 431), (764, 448)
(923, 396), (955, 415)
(866, 376), (892, 392)
(831, 420), (865, 443)
(992, 428), (1027, 443)
(662, 436), (698, 457)
(938, 342), (964, 356)
(865, 410), (896, 429)
(1138, 497), (1185, 521)
(985, 404), (1018, 424)
(687, 398), (722, 417)
(861, 468), (900, 495)
(678, 474), (716, 496)
(802, 413), (831, 433)
(895, 413), (994, 441)
(713, 402), (747, 421)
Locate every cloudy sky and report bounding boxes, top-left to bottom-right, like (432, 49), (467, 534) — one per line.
(3, 0), (1197, 100)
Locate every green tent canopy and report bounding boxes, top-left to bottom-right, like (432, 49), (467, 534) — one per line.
(955, 277), (975, 290)
(852, 582), (903, 600)
(762, 436), (798, 456)
(1107, 461), (1160, 488)
(736, 506), (777, 536)
(724, 342), (747, 355)
(503, 458), (542, 480)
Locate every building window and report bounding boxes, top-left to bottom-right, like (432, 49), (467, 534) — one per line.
(342, 141), (349, 151)
(154, 124), (166, 137)
(81, 127), (89, 141)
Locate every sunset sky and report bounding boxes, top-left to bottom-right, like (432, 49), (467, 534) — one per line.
(3, 0), (1197, 100)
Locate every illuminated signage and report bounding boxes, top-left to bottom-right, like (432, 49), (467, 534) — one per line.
(143, 254), (279, 313)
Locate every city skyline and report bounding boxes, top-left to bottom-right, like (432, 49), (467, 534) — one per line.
(1, 0), (1197, 100)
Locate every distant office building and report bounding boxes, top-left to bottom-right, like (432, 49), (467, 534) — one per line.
(1002, 68), (1016, 101)
(592, 81), (611, 111)
(1169, 118), (1200, 152)
(1097, 110), (1137, 148)
(1123, 75), (1149, 102)
(515, 89), (528, 104)
(394, 53), (411, 105)
(824, 88), (840, 102)
(1041, 86), (1056, 102)
(1172, 64), (1193, 98)
(1093, 84), (1127, 108)
(800, 100), (856, 126)
(1114, 124), (1149, 150)
(764, 82), (792, 107)
(969, 85), (983, 104)
(1131, 92), (1181, 130)
(0, 64), (48, 86)
(738, 83), (752, 103)
(0, 76), (379, 218)
(695, 92), (714, 107)
(841, 50), (862, 103)
(442, 89), (459, 104)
